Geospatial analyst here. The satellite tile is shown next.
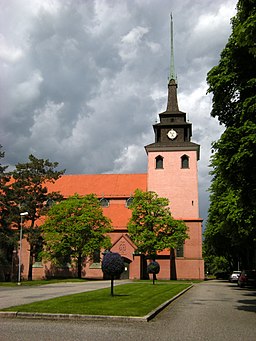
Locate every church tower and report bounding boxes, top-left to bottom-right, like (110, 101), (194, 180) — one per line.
(145, 15), (204, 279)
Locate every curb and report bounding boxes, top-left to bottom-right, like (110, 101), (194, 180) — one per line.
(0, 284), (193, 322)
(144, 284), (193, 321)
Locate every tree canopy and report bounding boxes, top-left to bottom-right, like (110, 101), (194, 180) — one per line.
(9, 154), (65, 280)
(204, 0), (256, 270)
(207, 0), (256, 127)
(42, 194), (112, 278)
(127, 189), (188, 259)
(11, 154), (65, 223)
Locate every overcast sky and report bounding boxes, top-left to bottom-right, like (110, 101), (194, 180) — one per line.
(0, 0), (237, 224)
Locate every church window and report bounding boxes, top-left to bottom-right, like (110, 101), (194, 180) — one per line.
(100, 198), (109, 207)
(34, 236), (43, 262)
(126, 197), (134, 207)
(89, 249), (102, 269)
(176, 243), (184, 258)
(32, 236), (44, 268)
(181, 155), (189, 169)
(156, 155), (164, 169)
(93, 249), (101, 263)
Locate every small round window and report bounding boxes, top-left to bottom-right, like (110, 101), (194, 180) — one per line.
(100, 198), (109, 207)
(126, 197), (134, 207)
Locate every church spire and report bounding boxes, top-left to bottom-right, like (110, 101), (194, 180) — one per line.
(167, 13), (179, 112)
(169, 13), (176, 82)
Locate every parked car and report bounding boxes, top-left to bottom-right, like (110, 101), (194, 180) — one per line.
(237, 270), (256, 288)
(229, 270), (241, 283)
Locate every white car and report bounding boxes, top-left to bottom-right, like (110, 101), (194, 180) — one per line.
(229, 271), (241, 283)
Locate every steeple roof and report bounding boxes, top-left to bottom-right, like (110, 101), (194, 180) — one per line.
(166, 79), (179, 112)
(166, 14), (179, 113)
(145, 14), (200, 160)
(169, 13), (176, 82)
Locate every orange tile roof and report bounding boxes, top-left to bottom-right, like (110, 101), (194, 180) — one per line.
(103, 203), (132, 228)
(45, 174), (147, 230)
(47, 173), (147, 198)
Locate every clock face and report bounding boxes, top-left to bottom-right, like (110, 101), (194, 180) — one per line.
(167, 129), (178, 140)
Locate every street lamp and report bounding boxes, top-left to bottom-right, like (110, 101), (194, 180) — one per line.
(18, 212), (29, 285)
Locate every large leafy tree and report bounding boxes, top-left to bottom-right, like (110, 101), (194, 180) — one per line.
(0, 146), (17, 281)
(207, 0), (256, 126)
(10, 154), (65, 280)
(42, 194), (112, 278)
(205, 0), (256, 270)
(127, 189), (188, 259)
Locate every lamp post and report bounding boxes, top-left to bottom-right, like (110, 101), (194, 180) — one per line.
(18, 212), (29, 285)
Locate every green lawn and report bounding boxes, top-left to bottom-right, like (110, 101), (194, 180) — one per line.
(2, 282), (191, 317)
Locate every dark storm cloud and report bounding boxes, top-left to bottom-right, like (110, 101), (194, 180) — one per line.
(0, 0), (237, 222)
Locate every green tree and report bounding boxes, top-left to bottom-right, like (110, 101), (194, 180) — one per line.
(42, 194), (112, 278)
(127, 189), (188, 259)
(205, 0), (256, 269)
(10, 154), (65, 280)
(0, 146), (17, 281)
(207, 0), (256, 127)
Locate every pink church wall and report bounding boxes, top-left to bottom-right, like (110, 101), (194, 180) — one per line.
(17, 151), (204, 281)
(147, 150), (199, 219)
(129, 255), (141, 279)
(185, 221), (203, 259)
(146, 149), (204, 280)
(175, 259), (204, 280)
(20, 227), (204, 281)
(20, 239), (30, 281)
(150, 257), (204, 280)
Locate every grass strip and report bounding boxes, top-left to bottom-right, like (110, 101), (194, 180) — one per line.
(2, 282), (190, 317)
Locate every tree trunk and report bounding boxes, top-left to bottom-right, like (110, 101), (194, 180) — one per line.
(141, 254), (149, 280)
(170, 248), (177, 280)
(111, 276), (114, 296)
(77, 254), (82, 279)
(28, 249), (33, 281)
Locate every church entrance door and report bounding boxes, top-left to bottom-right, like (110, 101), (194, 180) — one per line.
(120, 258), (130, 279)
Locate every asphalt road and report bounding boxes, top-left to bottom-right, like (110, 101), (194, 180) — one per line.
(0, 280), (255, 341)
(0, 280), (126, 309)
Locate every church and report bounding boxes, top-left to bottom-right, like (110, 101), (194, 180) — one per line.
(22, 17), (204, 281)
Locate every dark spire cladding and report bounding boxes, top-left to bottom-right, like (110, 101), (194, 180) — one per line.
(167, 14), (179, 113)
(145, 14), (200, 160)
(167, 79), (179, 112)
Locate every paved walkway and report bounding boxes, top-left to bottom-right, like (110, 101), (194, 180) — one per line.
(0, 280), (131, 309)
(1, 280), (256, 341)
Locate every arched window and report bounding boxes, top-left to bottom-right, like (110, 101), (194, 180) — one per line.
(176, 243), (184, 258)
(126, 197), (134, 207)
(93, 249), (100, 263)
(100, 198), (109, 207)
(181, 155), (189, 169)
(155, 155), (164, 169)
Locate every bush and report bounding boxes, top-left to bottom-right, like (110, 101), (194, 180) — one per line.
(102, 252), (125, 296)
(147, 261), (160, 274)
(102, 252), (125, 277)
(147, 261), (160, 285)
